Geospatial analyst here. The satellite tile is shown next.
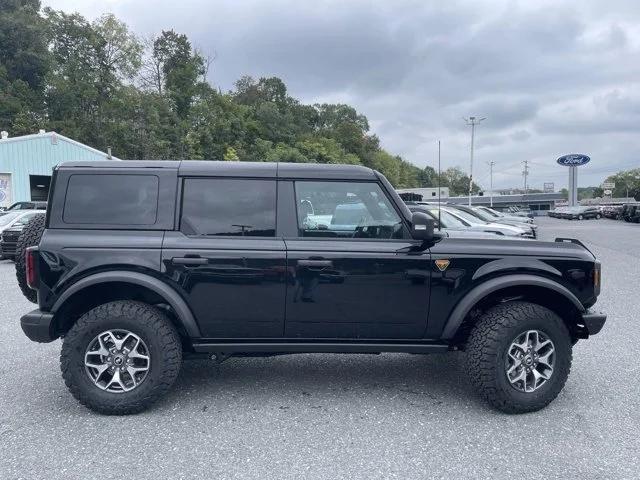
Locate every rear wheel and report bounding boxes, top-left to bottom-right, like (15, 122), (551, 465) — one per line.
(578, 214), (584, 220)
(465, 301), (572, 413)
(15, 213), (46, 303)
(61, 301), (182, 415)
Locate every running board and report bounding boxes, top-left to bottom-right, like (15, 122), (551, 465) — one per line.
(191, 341), (450, 355)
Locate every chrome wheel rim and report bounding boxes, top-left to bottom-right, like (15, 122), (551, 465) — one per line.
(84, 330), (150, 393)
(505, 330), (555, 393)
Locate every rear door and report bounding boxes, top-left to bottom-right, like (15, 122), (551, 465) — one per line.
(282, 180), (431, 339)
(161, 177), (287, 338)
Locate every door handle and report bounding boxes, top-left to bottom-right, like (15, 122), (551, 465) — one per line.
(171, 256), (208, 266)
(297, 259), (333, 268)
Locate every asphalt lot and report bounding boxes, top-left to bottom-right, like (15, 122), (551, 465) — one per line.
(1, 217), (638, 480)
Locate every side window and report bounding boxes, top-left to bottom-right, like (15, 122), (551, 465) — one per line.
(294, 181), (405, 239)
(63, 174), (159, 225)
(181, 178), (276, 237)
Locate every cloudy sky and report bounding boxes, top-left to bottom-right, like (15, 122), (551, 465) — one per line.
(45, 0), (640, 190)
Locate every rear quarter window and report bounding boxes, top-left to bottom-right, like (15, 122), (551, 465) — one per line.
(63, 174), (159, 225)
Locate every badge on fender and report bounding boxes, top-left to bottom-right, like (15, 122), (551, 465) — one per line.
(435, 259), (450, 271)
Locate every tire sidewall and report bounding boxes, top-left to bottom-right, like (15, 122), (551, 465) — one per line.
(492, 314), (571, 410)
(63, 310), (174, 410)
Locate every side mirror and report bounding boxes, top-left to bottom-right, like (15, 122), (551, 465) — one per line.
(411, 212), (435, 242)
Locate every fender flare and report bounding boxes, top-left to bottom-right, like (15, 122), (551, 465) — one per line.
(440, 274), (585, 340)
(52, 271), (201, 338)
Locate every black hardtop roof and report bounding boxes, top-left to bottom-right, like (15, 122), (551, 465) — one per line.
(56, 160), (377, 180)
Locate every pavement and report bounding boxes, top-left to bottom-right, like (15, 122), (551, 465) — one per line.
(0, 217), (638, 480)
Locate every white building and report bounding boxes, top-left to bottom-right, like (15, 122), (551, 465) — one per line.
(395, 187), (450, 201)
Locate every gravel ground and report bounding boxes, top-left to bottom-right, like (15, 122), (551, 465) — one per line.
(1, 217), (638, 480)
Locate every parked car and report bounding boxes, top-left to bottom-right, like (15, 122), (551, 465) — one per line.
(506, 205), (534, 218)
(445, 205), (534, 238)
(621, 204), (640, 222)
(475, 205), (535, 224)
(0, 211), (45, 260)
(0, 201), (47, 215)
(561, 206), (602, 220)
(602, 205), (622, 219)
(452, 205), (537, 238)
(19, 160), (605, 415)
(407, 204), (512, 239)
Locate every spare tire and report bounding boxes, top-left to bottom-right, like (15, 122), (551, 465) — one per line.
(15, 214), (46, 303)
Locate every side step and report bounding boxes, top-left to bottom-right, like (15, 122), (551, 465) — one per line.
(191, 341), (450, 355)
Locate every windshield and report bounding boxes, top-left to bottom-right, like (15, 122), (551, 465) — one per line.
(0, 211), (22, 226)
(448, 208), (487, 225)
(479, 207), (501, 218)
(428, 208), (468, 228)
(13, 213), (40, 226)
(471, 208), (497, 222)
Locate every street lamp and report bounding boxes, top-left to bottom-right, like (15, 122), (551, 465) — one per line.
(464, 116), (486, 206)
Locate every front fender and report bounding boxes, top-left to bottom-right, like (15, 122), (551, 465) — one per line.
(440, 274), (585, 340)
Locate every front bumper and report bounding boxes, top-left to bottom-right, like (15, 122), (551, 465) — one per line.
(581, 310), (607, 336)
(20, 309), (56, 343)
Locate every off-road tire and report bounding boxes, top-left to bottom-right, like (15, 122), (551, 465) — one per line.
(61, 301), (182, 415)
(14, 213), (46, 303)
(465, 301), (572, 414)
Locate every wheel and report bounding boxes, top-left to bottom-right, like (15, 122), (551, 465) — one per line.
(465, 301), (572, 413)
(578, 215), (584, 220)
(15, 213), (46, 303)
(61, 301), (183, 415)
(595, 214), (601, 219)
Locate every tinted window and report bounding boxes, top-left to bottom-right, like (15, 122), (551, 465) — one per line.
(63, 174), (159, 225)
(295, 181), (404, 239)
(181, 178), (276, 237)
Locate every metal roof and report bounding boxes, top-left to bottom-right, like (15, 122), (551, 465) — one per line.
(446, 192), (564, 205)
(0, 131), (119, 160)
(56, 160), (378, 180)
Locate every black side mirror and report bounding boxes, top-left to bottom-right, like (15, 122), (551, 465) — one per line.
(411, 212), (435, 242)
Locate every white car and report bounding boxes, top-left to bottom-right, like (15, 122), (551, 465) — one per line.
(0, 210), (43, 235)
(440, 207), (531, 237)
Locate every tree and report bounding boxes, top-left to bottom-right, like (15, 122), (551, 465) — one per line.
(438, 167), (481, 196)
(0, 0), (49, 132)
(603, 168), (640, 200)
(145, 30), (205, 118)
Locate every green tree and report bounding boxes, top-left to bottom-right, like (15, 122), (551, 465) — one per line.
(604, 168), (640, 199)
(0, 0), (49, 132)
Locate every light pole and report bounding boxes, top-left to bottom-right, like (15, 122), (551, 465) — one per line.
(464, 116), (485, 206)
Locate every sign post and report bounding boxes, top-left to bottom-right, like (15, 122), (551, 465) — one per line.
(557, 154), (591, 206)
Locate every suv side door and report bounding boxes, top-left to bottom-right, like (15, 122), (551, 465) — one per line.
(281, 179), (431, 339)
(161, 176), (287, 338)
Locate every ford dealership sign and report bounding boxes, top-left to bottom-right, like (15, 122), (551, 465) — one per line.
(557, 154), (590, 167)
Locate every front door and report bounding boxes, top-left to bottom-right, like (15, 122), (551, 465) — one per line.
(162, 177), (287, 338)
(284, 180), (431, 339)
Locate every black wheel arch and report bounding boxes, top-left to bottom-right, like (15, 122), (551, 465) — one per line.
(50, 271), (201, 339)
(441, 274), (585, 342)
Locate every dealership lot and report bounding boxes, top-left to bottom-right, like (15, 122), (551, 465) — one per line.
(0, 217), (638, 480)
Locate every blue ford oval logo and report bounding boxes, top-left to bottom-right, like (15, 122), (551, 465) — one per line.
(557, 154), (590, 166)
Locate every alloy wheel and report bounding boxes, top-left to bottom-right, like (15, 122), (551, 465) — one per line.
(505, 330), (555, 393)
(84, 329), (150, 393)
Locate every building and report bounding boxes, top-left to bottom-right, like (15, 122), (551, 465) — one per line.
(396, 187), (450, 201)
(446, 192), (565, 216)
(0, 130), (117, 207)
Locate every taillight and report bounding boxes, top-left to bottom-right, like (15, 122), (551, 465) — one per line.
(26, 246), (39, 290)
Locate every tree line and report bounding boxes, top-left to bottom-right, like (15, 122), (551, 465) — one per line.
(0, 0), (481, 193)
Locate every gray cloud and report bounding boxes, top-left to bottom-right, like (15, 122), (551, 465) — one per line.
(45, 0), (640, 189)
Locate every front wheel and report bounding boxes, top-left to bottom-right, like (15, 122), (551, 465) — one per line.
(61, 301), (182, 415)
(465, 301), (572, 413)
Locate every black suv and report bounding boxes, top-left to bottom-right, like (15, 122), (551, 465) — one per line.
(20, 161), (606, 415)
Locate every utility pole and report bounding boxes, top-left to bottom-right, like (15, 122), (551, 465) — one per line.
(464, 116), (486, 206)
(487, 161), (495, 207)
(522, 160), (530, 195)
